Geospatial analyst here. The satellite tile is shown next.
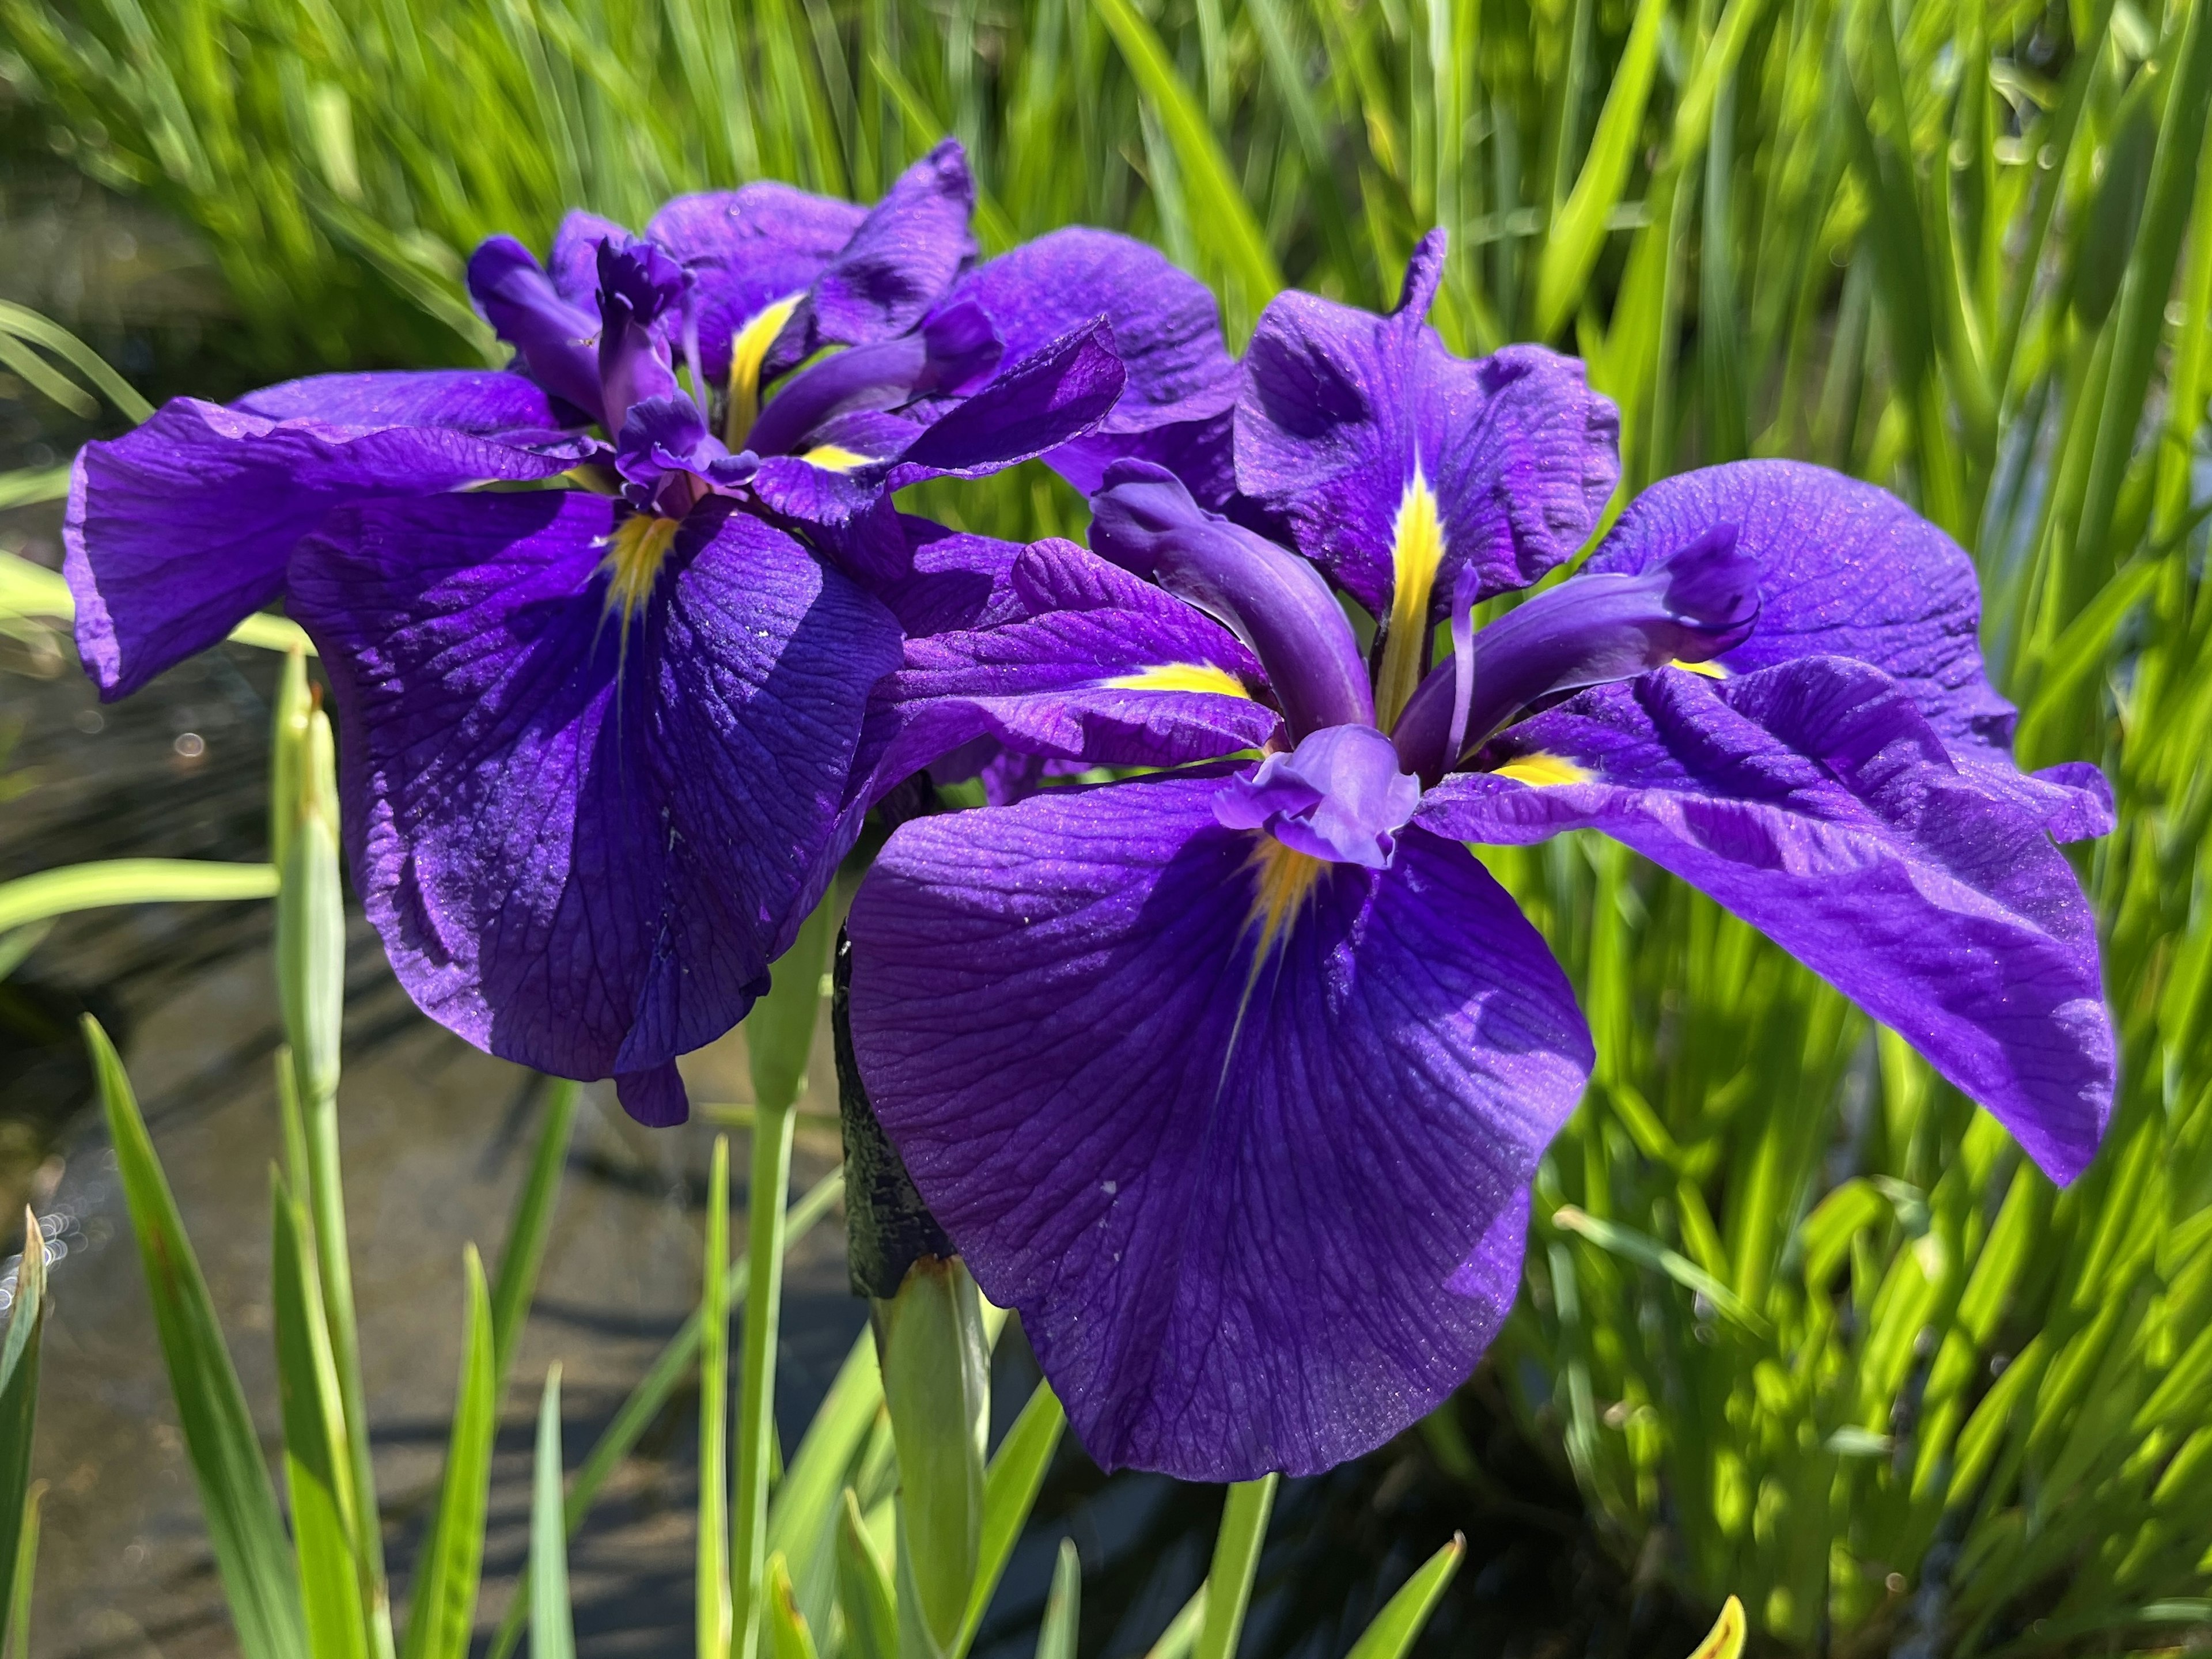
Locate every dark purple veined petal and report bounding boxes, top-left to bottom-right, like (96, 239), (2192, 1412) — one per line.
(1236, 232), (1620, 628)
(1418, 657), (2113, 1183)
(861, 516), (1031, 636)
(1214, 724), (1420, 868)
(1580, 460), (2020, 751)
(232, 369), (577, 437)
(1392, 523), (1761, 778)
(65, 397), (589, 699)
(648, 184), (866, 385)
(849, 536), (1281, 803)
(1090, 461), (1373, 738)
(747, 320), (1128, 553)
(945, 228), (1239, 486)
(808, 138), (976, 347)
(549, 209), (638, 308)
(892, 317), (1126, 478)
(287, 490), (902, 1120)
(1051, 408), (1238, 506)
(467, 236), (606, 421)
(847, 774), (1592, 1479)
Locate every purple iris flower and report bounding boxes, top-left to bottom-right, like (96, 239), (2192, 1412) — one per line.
(840, 232), (2116, 1482)
(60, 142), (1158, 1127)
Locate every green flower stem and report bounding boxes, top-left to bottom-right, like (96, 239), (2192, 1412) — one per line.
(698, 1138), (732, 1659)
(1193, 1475), (1278, 1659)
(729, 1099), (798, 1659)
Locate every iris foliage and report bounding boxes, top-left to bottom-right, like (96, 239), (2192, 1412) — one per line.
(0, 0), (2208, 1652)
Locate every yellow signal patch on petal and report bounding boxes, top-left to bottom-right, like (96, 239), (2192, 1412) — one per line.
(1687, 1596), (1747, 1659)
(1490, 752), (1592, 787)
(600, 514), (681, 627)
(724, 291), (804, 449)
(800, 444), (870, 472)
(1376, 468), (1446, 731)
(1101, 662), (1252, 699)
(1244, 836), (1325, 961)
(1671, 657), (1730, 679)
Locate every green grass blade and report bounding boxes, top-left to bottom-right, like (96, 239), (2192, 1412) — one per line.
(490, 1081), (579, 1373)
(765, 1329), (880, 1639)
(0, 300), (155, 421)
(1192, 1474), (1277, 1659)
(3, 1480), (41, 1659)
(699, 1136), (731, 1659)
(271, 1172), (372, 1659)
(1552, 1205), (1770, 1335)
(83, 1016), (309, 1659)
(731, 1100), (797, 1659)
(953, 1379), (1066, 1659)
(1533, 0), (1664, 338)
(0, 467), (71, 512)
(762, 1553), (819, 1659)
(1142, 1589), (1208, 1659)
(0, 860), (278, 934)
(0, 1207), (47, 1639)
(398, 1247), (497, 1659)
(1033, 1538), (1080, 1659)
(484, 1171), (845, 1659)
(1343, 1533), (1464, 1659)
(834, 1489), (897, 1659)
(528, 1368), (574, 1659)
(2070, 0), (2212, 597)
(0, 547), (314, 653)
(1092, 0), (1282, 335)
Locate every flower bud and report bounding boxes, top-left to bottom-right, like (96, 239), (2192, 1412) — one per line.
(277, 700), (343, 1106)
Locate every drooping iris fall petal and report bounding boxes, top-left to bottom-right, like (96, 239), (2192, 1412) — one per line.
(847, 772), (1592, 1480)
(1419, 657), (2113, 1181)
(65, 391), (588, 698)
(288, 489), (901, 1119)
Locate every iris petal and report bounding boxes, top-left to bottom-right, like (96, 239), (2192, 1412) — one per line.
(847, 774), (1592, 1479)
(65, 397), (585, 698)
(1581, 460), (2020, 751)
(1419, 657), (2114, 1183)
(849, 536), (1280, 804)
(1236, 231), (1620, 619)
(287, 491), (901, 1115)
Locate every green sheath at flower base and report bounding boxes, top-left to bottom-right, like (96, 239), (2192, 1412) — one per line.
(876, 1255), (987, 1657)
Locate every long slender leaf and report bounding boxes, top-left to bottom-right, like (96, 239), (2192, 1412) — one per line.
(271, 1173), (372, 1659)
(399, 1247), (497, 1659)
(485, 1170), (846, 1659)
(1533, 0), (1665, 336)
(1343, 1534), (1464, 1659)
(953, 1380), (1067, 1659)
(0, 860), (278, 935)
(835, 1488), (897, 1659)
(1033, 1539), (1080, 1659)
(1092, 0), (1282, 332)
(1193, 1475), (1278, 1659)
(490, 1081), (579, 1372)
(528, 1368), (574, 1659)
(0, 1209), (47, 1638)
(3, 1480), (40, 1659)
(84, 1016), (308, 1659)
(698, 1137), (731, 1659)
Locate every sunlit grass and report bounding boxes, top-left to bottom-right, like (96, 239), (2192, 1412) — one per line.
(2, 0), (2208, 1649)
